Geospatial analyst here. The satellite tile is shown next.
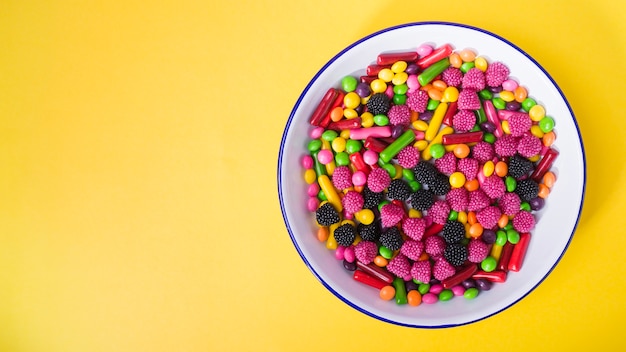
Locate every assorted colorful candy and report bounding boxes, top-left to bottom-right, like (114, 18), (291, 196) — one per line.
(302, 43), (558, 307)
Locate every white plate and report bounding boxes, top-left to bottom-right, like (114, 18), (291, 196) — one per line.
(278, 22), (586, 328)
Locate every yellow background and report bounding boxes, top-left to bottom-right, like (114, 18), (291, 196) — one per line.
(1, 1), (624, 351)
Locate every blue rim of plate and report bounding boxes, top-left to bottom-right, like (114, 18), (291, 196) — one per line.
(277, 21), (587, 328)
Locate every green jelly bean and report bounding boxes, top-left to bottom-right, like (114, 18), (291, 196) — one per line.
(382, 163), (396, 178)
(318, 189), (327, 201)
(379, 246), (393, 259)
(475, 107), (487, 124)
(430, 143), (445, 159)
(402, 168), (415, 181)
(439, 289), (454, 301)
(418, 57), (450, 86)
(479, 89), (493, 100)
(335, 152), (350, 166)
(460, 61), (475, 73)
(505, 176), (517, 192)
(483, 132), (496, 144)
(393, 277), (408, 305)
(341, 75), (358, 92)
(321, 130), (338, 141)
(522, 97), (537, 112)
(492, 97), (506, 110)
(393, 94), (407, 105)
(464, 287), (479, 299)
(495, 230), (507, 246)
(481, 256), (497, 272)
(520, 202), (531, 211)
(507, 228), (520, 244)
(380, 130), (416, 163)
(539, 116), (555, 133)
(373, 114), (389, 126)
(418, 283), (430, 295)
(308, 139), (322, 152)
(448, 210), (458, 221)
(427, 98), (440, 110)
(393, 83), (408, 95)
(408, 180), (421, 192)
(311, 150), (326, 176)
(345, 139), (362, 154)
(503, 222), (513, 230)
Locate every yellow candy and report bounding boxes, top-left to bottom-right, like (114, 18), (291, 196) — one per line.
(441, 86), (459, 103)
(425, 102), (449, 141)
(449, 171), (466, 188)
(370, 79), (387, 93)
(392, 72), (408, 86)
(391, 60), (407, 73)
(393, 164), (403, 180)
(414, 140), (429, 151)
(408, 209), (422, 218)
(530, 125), (544, 138)
(331, 137), (346, 153)
(318, 175), (342, 212)
(361, 112), (374, 128)
(490, 243), (503, 261)
(354, 209), (374, 225)
(340, 129), (350, 139)
(343, 108), (358, 119)
(422, 126), (454, 160)
(499, 90), (515, 102)
(501, 120), (510, 134)
(325, 161), (335, 176)
(529, 154), (540, 162)
(412, 120), (429, 131)
(344, 92), (360, 109)
(304, 169), (316, 184)
(378, 68), (394, 83)
(529, 104), (546, 122)
(457, 211), (468, 224)
(361, 96), (370, 105)
(483, 160), (495, 177)
(326, 223), (340, 250)
(474, 56), (488, 71)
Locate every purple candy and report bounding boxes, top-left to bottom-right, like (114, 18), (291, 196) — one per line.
(343, 259), (357, 271)
(482, 229), (497, 244)
(489, 86), (503, 93)
(405, 64), (419, 75)
(391, 124), (405, 139)
(419, 110), (434, 122)
(355, 82), (371, 98)
(475, 278), (492, 291)
(529, 197), (545, 211)
(506, 101), (522, 111)
(462, 278), (476, 289)
(480, 121), (496, 133)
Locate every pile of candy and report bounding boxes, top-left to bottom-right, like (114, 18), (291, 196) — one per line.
(301, 43), (558, 306)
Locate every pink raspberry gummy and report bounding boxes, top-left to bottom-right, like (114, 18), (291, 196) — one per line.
(485, 62), (510, 87)
(441, 67), (463, 87)
(457, 157), (479, 181)
(388, 104), (411, 126)
(472, 141), (495, 163)
(446, 187), (469, 212)
(494, 134), (519, 157)
(435, 152), (457, 175)
(411, 260), (432, 284)
(331, 165), (352, 190)
(354, 241), (378, 265)
(407, 89), (429, 113)
(386, 254), (411, 279)
(396, 146), (419, 169)
(481, 175), (506, 199)
(367, 167), (391, 193)
(400, 240), (424, 261)
(508, 113), (532, 137)
(461, 68), (486, 91)
(341, 190), (364, 214)
(428, 200), (450, 225)
(425, 235), (446, 258)
(402, 217), (426, 241)
(512, 210), (535, 232)
(517, 133), (542, 158)
(433, 258), (456, 281)
(467, 189), (490, 212)
(476, 205), (502, 229)
(499, 192), (521, 216)
(457, 89), (481, 110)
(452, 109), (476, 132)
(467, 239), (490, 263)
(380, 202), (405, 228)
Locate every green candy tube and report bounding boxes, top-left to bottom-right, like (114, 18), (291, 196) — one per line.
(417, 57), (450, 86)
(392, 277), (408, 305)
(379, 130), (415, 163)
(311, 150), (327, 177)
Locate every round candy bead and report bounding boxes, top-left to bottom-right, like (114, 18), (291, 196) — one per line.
(464, 287), (479, 299)
(481, 256), (497, 272)
(393, 94), (407, 105)
(370, 79), (387, 93)
(407, 290), (422, 306)
(343, 108), (358, 119)
(495, 230), (508, 246)
(373, 114), (389, 126)
(449, 172), (466, 188)
(502, 79), (518, 91)
(439, 289), (454, 301)
(317, 190), (327, 201)
(430, 143), (445, 159)
(417, 44), (433, 57)
(343, 259), (357, 271)
(345, 139), (362, 154)
(492, 97), (506, 110)
(406, 75), (419, 91)
(335, 152), (349, 166)
(341, 76), (358, 92)
(529, 197), (545, 211)
(379, 246), (393, 259)
(506, 101), (522, 111)
(483, 161), (495, 177)
(442, 86), (459, 102)
(530, 125), (545, 138)
(522, 97), (537, 111)
(391, 60), (408, 73)
(362, 150), (378, 165)
(408, 180), (420, 192)
(393, 83), (409, 95)
(417, 283), (430, 294)
(307, 183), (319, 197)
(317, 149), (334, 165)
(309, 126), (324, 139)
(427, 99), (440, 110)
(529, 104), (546, 122)
(355, 82), (371, 98)
(483, 132), (496, 144)
(451, 285), (466, 296)
(378, 68), (394, 82)
(479, 89), (493, 100)
(474, 56), (487, 72)
(352, 171), (367, 186)
(459, 48), (476, 62)
(505, 176), (517, 192)
(460, 61), (475, 73)
(322, 130), (338, 141)
(520, 202), (531, 211)
(361, 112), (374, 128)
(499, 90), (515, 102)
(301, 155), (314, 169)
(539, 116), (555, 132)
(507, 229), (520, 244)
(392, 72), (408, 86)
(422, 293), (439, 304)
(453, 144), (470, 159)
(475, 278), (492, 291)
(308, 139), (322, 152)
(307, 197), (319, 212)
(429, 283), (444, 295)
(331, 137), (346, 153)
(340, 130), (350, 139)
(380, 285), (396, 300)
(514, 86), (528, 102)
(344, 92), (361, 110)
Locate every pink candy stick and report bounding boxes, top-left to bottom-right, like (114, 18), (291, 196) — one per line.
(349, 126), (392, 140)
(483, 100), (504, 137)
(498, 110), (529, 121)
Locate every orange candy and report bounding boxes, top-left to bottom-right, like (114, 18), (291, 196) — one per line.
(407, 290), (422, 306)
(467, 211), (477, 225)
(432, 79), (447, 91)
(464, 179), (479, 192)
(330, 106), (344, 122)
(538, 184), (550, 198)
(498, 214), (509, 229)
(379, 285), (396, 301)
(514, 86), (528, 102)
(495, 161), (508, 177)
(543, 131), (556, 147)
(543, 171), (557, 188)
(428, 88), (443, 101)
(374, 255), (388, 267)
(449, 53), (462, 68)
(317, 227), (329, 242)
(469, 223), (483, 238)
(453, 144), (471, 159)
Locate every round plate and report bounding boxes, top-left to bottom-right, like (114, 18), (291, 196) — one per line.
(278, 22), (586, 328)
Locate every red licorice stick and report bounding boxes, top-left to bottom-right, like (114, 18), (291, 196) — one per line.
(355, 261), (394, 284)
(508, 233), (531, 272)
(353, 270), (388, 290)
(441, 101), (458, 126)
(417, 44), (453, 69)
(367, 64), (392, 76)
(377, 52), (418, 66)
(360, 75), (376, 84)
(364, 137), (389, 153)
(530, 148), (558, 181)
(424, 223), (444, 238)
(349, 152), (370, 174)
(483, 100), (504, 137)
(497, 110), (528, 121)
(497, 242), (515, 272)
(442, 131), (484, 145)
(442, 264), (478, 289)
(309, 88), (338, 126)
(327, 117), (362, 131)
(472, 270), (507, 283)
